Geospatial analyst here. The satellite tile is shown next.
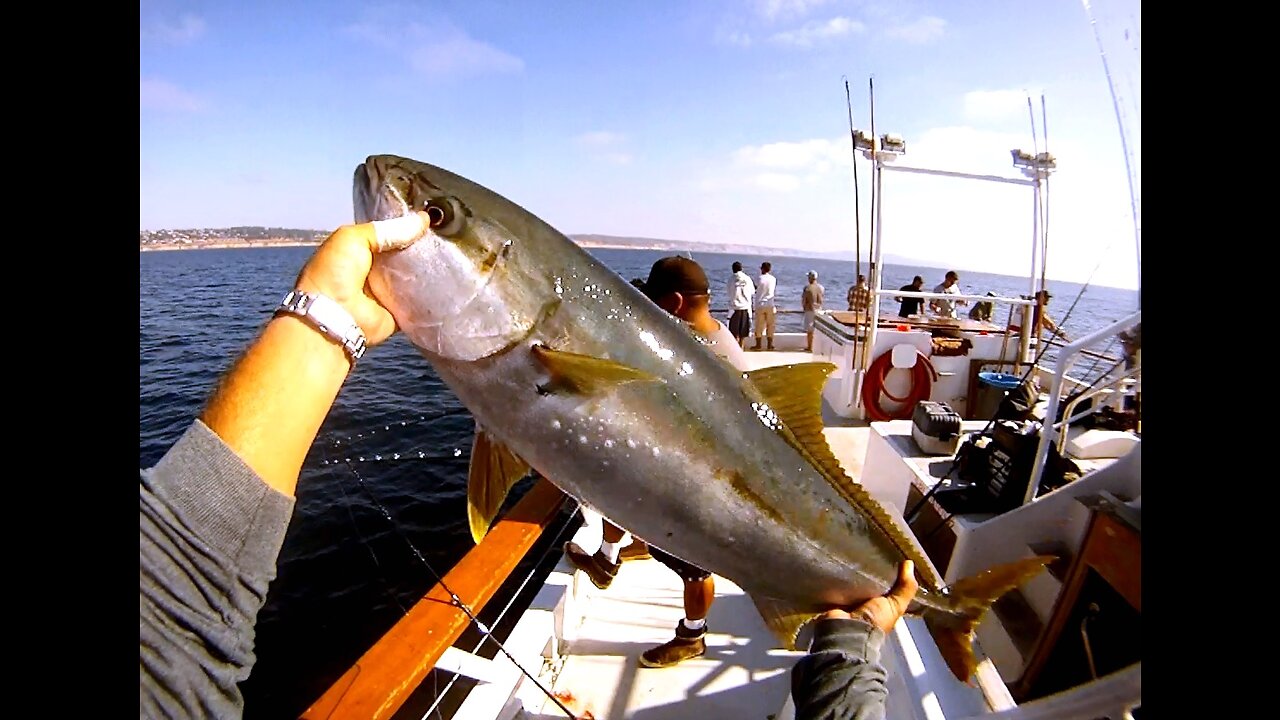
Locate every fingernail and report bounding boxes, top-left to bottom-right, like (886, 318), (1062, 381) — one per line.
(372, 212), (428, 251)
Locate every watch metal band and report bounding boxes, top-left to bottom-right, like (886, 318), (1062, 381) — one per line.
(275, 290), (368, 362)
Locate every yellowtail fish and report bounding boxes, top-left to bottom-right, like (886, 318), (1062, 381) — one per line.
(353, 154), (1049, 681)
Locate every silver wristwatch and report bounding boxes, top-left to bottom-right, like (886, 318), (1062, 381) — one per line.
(275, 290), (368, 362)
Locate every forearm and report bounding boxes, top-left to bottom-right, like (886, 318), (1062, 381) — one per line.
(140, 420), (296, 717)
(792, 617), (889, 720)
(200, 313), (352, 497)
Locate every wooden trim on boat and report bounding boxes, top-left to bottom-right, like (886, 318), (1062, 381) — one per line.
(302, 478), (568, 720)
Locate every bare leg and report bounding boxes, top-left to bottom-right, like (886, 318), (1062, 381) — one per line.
(602, 520), (626, 544)
(684, 577), (714, 622)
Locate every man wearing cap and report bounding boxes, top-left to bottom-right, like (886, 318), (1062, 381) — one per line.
(1010, 289), (1068, 341)
(728, 261), (756, 350)
(1032, 289), (1067, 339)
(564, 255), (749, 668)
(801, 270), (825, 351)
(969, 291), (997, 322)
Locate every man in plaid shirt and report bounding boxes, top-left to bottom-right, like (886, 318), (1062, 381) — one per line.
(847, 274), (871, 314)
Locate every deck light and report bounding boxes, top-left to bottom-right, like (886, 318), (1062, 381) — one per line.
(1011, 149), (1057, 179)
(853, 130), (906, 162)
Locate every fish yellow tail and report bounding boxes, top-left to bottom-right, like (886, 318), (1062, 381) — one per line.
(923, 555), (1055, 683)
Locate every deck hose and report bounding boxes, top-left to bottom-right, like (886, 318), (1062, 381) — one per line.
(862, 348), (938, 421)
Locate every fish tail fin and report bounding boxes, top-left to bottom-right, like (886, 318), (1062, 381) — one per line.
(923, 555), (1055, 683)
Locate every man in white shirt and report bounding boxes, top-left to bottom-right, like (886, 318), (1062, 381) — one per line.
(929, 270), (966, 319)
(751, 261), (778, 351)
(728, 261), (756, 350)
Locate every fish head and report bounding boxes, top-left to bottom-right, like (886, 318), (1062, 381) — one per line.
(354, 154), (553, 361)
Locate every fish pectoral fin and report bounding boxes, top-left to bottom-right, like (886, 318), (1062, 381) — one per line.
(531, 345), (663, 396)
(748, 593), (824, 652)
(467, 427), (533, 543)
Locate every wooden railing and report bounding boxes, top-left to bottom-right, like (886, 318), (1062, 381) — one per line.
(302, 478), (568, 720)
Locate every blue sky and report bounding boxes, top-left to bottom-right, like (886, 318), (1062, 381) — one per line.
(140, 0), (1141, 289)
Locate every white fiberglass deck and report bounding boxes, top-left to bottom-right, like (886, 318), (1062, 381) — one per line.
(530, 529), (806, 719)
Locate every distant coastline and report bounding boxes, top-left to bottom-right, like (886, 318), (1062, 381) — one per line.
(138, 238), (701, 253)
(138, 230), (867, 262)
(136, 232), (1137, 290)
(140, 240), (321, 252)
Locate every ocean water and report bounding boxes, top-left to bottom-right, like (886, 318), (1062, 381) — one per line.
(139, 245), (1138, 718)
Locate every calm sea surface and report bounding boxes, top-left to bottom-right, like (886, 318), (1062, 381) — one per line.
(140, 245), (1138, 718)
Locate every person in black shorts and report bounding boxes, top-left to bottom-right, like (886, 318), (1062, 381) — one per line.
(727, 261), (755, 349)
(564, 256), (748, 668)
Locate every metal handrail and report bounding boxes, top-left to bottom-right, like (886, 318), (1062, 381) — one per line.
(1052, 365), (1142, 454)
(1025, 310), (1141, 504)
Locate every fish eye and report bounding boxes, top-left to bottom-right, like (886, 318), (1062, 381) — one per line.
(424, 196), (466, 237)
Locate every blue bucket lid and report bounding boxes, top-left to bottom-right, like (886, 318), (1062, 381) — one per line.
(978, 371), (1022, 390)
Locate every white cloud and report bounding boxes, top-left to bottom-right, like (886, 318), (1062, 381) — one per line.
(716, 29), (754, 47)
(408, 34), (523, 77)
(139, 78), (207, 112)
(696, 138), (847, 195)
(770, 17), (864, 47)
(758, 0), (833, 21)
(886, 15), (946, 44)
(733, 138), (845, 172)
(752, 173), (802, 191)
(902, 125), (1032, 175)
(576, 131), (625, 147)
(347, 17), (522, 79)
(964, 89), (1037, 124)
(141, 14), (206, 45)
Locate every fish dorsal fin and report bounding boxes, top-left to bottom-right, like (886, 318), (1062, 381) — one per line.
(531, 344), (663, 396)
(748, 593), (824, 651)
(744, 362), (841, 473)
(467, 427), (532, 543)
(744, 363), (944, 591)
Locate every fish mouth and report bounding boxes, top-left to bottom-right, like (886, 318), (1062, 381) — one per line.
(353, 157), (409, 224)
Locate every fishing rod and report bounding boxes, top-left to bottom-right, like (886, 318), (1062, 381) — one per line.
(1083, 0), (1141, 295)
(1041, 94), (1051, 297)
(854, 75), (879, 393)
(844, 77), (862, 280)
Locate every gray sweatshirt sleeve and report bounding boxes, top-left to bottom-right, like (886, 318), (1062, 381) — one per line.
(791, 617), (889, 720)
(139, 419), (296, 718)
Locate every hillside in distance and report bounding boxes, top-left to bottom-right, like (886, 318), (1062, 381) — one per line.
(139, 226), (930, 265)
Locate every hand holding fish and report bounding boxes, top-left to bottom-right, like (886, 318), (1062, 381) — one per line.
(821, 560), (919, 635)
(200, 213), (429, 497)
(293, 211), (431, 344)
